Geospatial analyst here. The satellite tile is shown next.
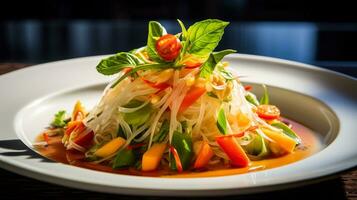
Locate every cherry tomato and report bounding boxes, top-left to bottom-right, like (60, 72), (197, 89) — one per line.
(156, 34), (182, 61)
(257, 104), (280, 120)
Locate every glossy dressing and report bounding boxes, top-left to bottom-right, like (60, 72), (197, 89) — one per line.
(36, 119), (322, 178)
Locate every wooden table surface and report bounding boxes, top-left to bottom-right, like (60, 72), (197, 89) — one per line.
(0, 63), (356, 199)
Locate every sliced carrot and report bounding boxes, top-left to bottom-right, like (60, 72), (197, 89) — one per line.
(193, 141), (214, 169)
(142, 143), (167, 171)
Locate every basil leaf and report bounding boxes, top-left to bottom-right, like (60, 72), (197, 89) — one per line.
(96, 52), (142, 75)
(146, 21), (167, 62)
(245, 92), (260, 106)
(177, 19), (187, 40)
(186, 19), (229, 56)
(51, 110), (67, 128)
(271, 122), (301, 145)
(216, 108), (228, 135)
(153, 119), (169, 143)
(112, 148), (136, 169)
(260, 85), (269, 105)
(122, 100), (153, 127)
(199, 49), (236, 78)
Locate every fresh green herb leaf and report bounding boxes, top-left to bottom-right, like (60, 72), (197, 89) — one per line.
(199, 49), (236, 78)
(216, 108), (228, 135)
(177, 19), (187, 40)
(170, 131), (193, 171)
(113, 148), (136, 169)
(186, 19), (229, 56)
(153, 119), (170, 143)
(146, 21), (167, 62)
(245, 92), (260, 106)
(51, 110), (67, 128)
(96, 52), (143, 75)
(122, 100), (153, 127)
(260, 85), (269, 105)
(271, 122), (301, 145)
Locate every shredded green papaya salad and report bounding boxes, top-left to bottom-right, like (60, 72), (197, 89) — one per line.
(38, 19), (302, 173)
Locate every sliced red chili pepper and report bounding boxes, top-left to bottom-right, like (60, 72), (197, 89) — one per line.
(244, 85), (253, 91)
(65, 121), (82, 136)
(216, 132), (244, 139)
(141, 77), (171, 90)
(43, 133), (50, 145)
(169, 145), (183, 173)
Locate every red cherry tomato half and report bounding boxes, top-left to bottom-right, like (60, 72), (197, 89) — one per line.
(156, 34), (182, 61)
(257, 104), (281, 120)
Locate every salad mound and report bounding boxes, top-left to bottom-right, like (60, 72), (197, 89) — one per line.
(39, 19), (301, 173)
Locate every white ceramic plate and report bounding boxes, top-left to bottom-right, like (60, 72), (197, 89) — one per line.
(0, 54), (356, 196)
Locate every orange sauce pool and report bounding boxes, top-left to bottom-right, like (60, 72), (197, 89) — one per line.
(35, 119), (323, 178)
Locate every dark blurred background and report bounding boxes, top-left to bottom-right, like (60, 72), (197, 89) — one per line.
(1, 0), (357, 77)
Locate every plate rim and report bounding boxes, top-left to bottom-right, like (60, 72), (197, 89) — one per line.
(0, 53), (356, 196)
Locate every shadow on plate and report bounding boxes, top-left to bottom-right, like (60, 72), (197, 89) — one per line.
(0, 139), (54, 163)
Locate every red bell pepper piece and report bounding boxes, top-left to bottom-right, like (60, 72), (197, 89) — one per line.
(74, 131), (94, 149)
(216, 136), (250, 167)
(179, 86), (206, 112)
